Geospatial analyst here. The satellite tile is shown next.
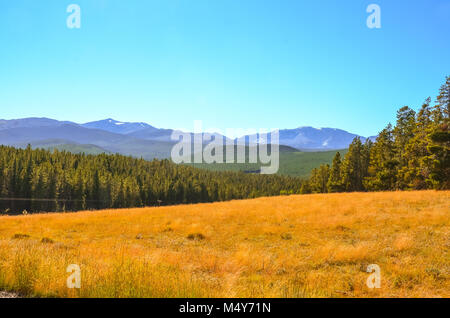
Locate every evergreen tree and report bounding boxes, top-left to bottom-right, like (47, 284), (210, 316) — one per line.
(427, 122), (450, 190)
(393, 106), (417, 189)
(436, 76), (450, 119)
(401, 98), (433, 189)
(364, 124), (397, 191)
(341, 138), (367, 192)
(327, 152), (343, 193)
(309, 164), (330, 193)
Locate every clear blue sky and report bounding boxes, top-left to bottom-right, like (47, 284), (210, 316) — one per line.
(1, 0), (449, 136)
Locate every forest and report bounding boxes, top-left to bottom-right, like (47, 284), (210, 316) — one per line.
(0, 146), (301, 214)
(303, 76), (449, 193)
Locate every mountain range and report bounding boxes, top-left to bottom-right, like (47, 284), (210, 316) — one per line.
(0, 117), (376, 159)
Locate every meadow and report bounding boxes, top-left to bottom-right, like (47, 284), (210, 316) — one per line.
(0, 191), (448, 298)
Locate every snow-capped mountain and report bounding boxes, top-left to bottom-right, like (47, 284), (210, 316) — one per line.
(278, 126), (369, 150)
(242, 126), (371, 150)
(81, 118), (155, 135)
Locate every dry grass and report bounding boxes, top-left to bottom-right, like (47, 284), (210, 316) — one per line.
(0, 191), (448, 298)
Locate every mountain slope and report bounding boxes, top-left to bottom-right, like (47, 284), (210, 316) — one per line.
(82, 118), (154, 135)
(127, 128), (233, 145)
(186, 148), (348, 177)
(243, 127), (368, 150)
(47, 144), (111, 155)
(0, 124), (132, 147)
(126, 127), (175, 141)
(0, 117), (76, 130)
(14, 139), (111, 155)
(0, 124), (175, 159)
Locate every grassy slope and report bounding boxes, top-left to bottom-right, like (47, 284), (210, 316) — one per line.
(186, 149), (348, 177)
(14, 138), (175, 159)
(16, 140), (111, 156)
(47, 144), (111, 155)
(276, 149), (348, 176)
(0, 190), (448, 298)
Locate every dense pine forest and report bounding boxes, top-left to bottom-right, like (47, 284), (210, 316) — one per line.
(303, 76), (449, 193)
(0, 146), (301, 214)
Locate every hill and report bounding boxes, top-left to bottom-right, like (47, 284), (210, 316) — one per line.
(187, 148), (348, 177)
(46, 144), (111, 155)
(14, 139), (111, 155)
(0, 191), (448, 298)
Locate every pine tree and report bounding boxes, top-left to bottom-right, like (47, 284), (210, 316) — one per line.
(341, 138), (366, 192)
(364, 124), (397, 191)
(427, 81), (450, 189)
(436, 76), (450, 119)
(427, 129), (450, 189)
(393, 106), (417, 189)
(299, 181), (311, 194)
(402, 98), (433, 189)
(327, 152), (343, 193)
(309, 165), (330, 193)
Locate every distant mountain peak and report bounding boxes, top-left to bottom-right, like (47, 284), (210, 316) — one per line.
(0, 117), (77, 130)
(277, 126), (368, 150)
(104, 119), (126, 126)
(81, 119), (154, 135)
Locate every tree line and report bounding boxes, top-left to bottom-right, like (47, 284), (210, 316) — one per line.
(0, 145), (301, 214)
(302, 76), (449, 193)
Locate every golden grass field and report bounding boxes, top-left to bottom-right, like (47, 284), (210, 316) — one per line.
(0, 191), (448, 298)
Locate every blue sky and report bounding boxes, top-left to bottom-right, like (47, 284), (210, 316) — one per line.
(0, 0), (449, 137)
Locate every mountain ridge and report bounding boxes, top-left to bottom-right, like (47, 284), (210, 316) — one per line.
(0, 118), (376, 157)
(81, 118), (156, 135)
